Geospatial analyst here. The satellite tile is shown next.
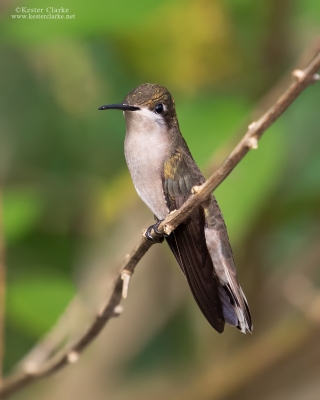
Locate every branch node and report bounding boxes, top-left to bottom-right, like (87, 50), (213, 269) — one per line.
(164, 224), (173, 236)
(121, 270), (132, 299)
(67, 351), (79, 364)
(163, 210), (177, 235)
(292, 69), (305, 81)
(312, 72), (320, 82)
(248, 121), (257, 131)
(113, 305), (124, 316)
(1, 49), (320, 400)
(23, 362), (39, 375)
(247, 136), (258, 150)
(191, 185), (201, 194)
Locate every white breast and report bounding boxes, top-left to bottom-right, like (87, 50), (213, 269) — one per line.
(124, 108), (170, 219)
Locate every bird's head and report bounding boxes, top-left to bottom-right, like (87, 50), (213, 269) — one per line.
(99, 83), (179, 131)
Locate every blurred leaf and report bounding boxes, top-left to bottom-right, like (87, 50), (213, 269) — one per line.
(7, 275), (75, 337)
(3, 188), (44, 243)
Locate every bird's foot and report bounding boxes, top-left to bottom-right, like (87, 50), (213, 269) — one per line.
(145, 219), (169, 242)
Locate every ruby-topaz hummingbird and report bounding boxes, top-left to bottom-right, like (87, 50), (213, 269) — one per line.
(99, 83), (252, 334)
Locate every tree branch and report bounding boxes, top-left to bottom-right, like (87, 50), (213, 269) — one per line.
(0, 50), (319, 399)
(156, 53), (320, 237)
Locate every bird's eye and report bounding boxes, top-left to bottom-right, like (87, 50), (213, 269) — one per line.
(155, 103), (164, 114)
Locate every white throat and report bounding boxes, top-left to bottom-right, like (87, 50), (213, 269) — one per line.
(123, 107), (171, 219)
(125, 107), (166, 133)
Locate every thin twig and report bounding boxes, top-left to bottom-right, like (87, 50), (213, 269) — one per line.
(156, 53), (320, 236)
(14, 43), (320, 373)
(0, 277), (123, 397)
(0, 51), (319, 399)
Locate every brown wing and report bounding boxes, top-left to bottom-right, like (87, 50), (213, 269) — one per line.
(163, 148), (225, 333)
(203, 198), (252, 332)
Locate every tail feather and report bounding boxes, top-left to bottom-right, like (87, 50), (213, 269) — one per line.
(203, 197), (252, 333)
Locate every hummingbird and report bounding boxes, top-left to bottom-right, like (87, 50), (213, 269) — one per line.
(99, 83), (252, 334)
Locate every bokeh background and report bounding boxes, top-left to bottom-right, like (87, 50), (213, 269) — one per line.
(1, 0), (320, 399)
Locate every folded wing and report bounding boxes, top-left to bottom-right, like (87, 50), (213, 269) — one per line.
(162, 147), (252, 333)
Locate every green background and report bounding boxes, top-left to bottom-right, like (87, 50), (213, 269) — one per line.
(1, 1), (320, 399)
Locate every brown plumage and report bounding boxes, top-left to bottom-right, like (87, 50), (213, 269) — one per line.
(99, 83), (252, 333)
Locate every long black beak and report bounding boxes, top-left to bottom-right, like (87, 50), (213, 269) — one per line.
(98, 103), (140, 111)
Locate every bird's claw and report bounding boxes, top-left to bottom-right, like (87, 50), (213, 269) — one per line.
(145, 219), (169, 242)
